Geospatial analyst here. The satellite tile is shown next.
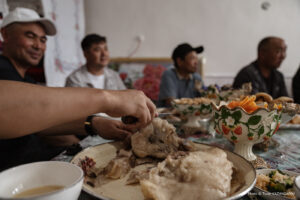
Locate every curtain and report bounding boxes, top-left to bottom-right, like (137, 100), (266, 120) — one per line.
(42, 0), (85, 87)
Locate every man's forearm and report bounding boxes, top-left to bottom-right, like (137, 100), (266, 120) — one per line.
(0, 80), (155, 139)
(0, 81), (108, 138)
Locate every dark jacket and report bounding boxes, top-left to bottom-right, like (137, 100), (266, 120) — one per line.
(292, 65), (300, 104)
(233, 61), (288, 98)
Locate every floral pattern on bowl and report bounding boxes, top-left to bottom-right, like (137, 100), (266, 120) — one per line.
(172, 101), (212, 127)
(212, 104), (281, 161)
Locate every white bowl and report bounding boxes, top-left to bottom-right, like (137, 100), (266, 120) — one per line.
(253, 169), (299, 200)
(172, 99), (213, 128)
(294, 176), (300, 199)
(0, 161), (83, 200)
(212, 104), (281, 161)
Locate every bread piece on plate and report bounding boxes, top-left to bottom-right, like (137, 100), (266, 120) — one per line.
(255, 92), (273, 103)
(272, 96), (294, 104)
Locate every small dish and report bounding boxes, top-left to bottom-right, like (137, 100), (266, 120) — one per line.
(253, 169), (299, 200)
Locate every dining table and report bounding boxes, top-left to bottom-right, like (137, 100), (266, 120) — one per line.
(52, 125), (300, 200)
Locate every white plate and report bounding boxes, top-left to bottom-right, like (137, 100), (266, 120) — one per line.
(71, 142), (256, 200)
(279, 124), (300, 130)
(294, 176), (300, 199)
(253, 169), (299, 200)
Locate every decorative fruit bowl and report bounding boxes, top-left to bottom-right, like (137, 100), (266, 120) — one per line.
(212, 95), (300, 162)
(172, 98), (213, 128)
(212, 103), (281, 161)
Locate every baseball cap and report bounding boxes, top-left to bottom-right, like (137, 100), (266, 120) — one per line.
(172, 43), (204, 61)
(1, 7), (56, 36)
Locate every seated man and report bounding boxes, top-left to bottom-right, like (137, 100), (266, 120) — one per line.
(0, 7), (79, 149)
(158, 43), (205, 107)
(0, 7), (137, 171)
(65, 34), (125, 90)
(292, 65), (300, 103)
(233, 36), (288, 98)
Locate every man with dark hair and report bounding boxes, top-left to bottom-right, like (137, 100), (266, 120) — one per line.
(0, 7), (80, 167)
(81, 34), (106, 50)
(158, 43), (205, 107)
(65, 33), (125, 90)
(0, 8), (144, 171)
(233, 36), (288, 98)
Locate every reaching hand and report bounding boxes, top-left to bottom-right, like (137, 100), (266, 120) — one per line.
(103, 89), (157, 129)
(92, 117), (135, 140)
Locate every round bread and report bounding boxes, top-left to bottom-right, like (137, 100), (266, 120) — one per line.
(255, 92), (273, 103)
(289, 115), (300, 124)
(272, 96), (294, 104)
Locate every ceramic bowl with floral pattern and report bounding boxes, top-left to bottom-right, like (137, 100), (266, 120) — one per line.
(212, 103), (281, 161)
(172, 98), (213, 127)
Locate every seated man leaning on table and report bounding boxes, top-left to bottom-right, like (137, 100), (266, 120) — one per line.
(65, 33), (126, 90)
(232, 36), (288, 99)
(157, 43), (205, 107)
(0, 8), (141, 171)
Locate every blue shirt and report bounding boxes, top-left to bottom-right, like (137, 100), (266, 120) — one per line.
(158, 68), (203, 107)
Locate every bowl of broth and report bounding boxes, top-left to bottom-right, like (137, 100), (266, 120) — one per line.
(0, 161), (83, 200)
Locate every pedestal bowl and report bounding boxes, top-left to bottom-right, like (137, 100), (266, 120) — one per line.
(212, 102), (281, 161)
(172, 98), (213, 128)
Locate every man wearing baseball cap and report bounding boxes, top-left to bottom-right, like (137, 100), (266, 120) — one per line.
(0, 7), (56, 81)
(0, 7), (81, 170)
(158, 43), (205, 107)
(0, 8), (137, 171)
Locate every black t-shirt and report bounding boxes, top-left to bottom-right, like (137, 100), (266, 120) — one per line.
(0, 55), (64, 171)
(0, 55), (36, 83)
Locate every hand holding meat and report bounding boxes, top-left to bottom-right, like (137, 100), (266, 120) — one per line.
(102, 90), (156, 128)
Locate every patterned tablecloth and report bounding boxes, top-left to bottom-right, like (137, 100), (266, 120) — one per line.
(190, 129), (300, 173)
(53, 129), (300, 200)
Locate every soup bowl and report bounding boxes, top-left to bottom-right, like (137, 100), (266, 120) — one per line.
(0, 161), (83, 200)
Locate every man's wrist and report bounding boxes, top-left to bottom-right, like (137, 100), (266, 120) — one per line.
(84, 115), (98, 136)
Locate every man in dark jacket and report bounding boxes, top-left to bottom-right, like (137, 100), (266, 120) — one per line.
(233, 36), (288, 98)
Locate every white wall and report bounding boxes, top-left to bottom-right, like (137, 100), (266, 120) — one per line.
(84, 0), (300, 95)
